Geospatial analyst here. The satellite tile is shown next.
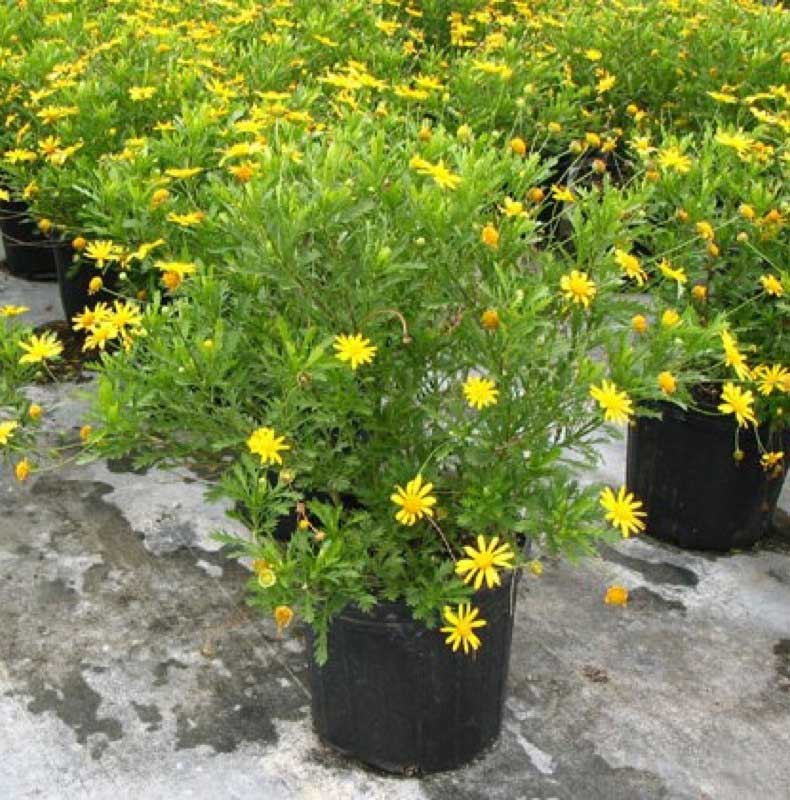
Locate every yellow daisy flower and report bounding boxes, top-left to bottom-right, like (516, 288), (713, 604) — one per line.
(718, 382), (757, 428)
(247, 427), (291, 466)
(560, 270), (597, 308)
(440, 604), (487, 654)
(760, 274), (784, 297)
(82, 322), (119, 352)
(455, 535), (515, 590)
(463, 376), (499, 410)
(600, 486), (646, 538)
(18, 331), (64, 364)
(409, 155), (462, 190)
(333, 333), (377, 370)
(390, 474), (437, 526)
(85, 240), (123, 268)
(589, 380), (633, 424)
(164, 167), (204, 179)
(129, 86), (157, 101)
(657, 259), (687, 285)
(0, 305), (30, 317)
(753, 364), (789, 396)
(657, 146), (692, 174)
(614, 249), (647, 286)
(166, 211), (206, 227)
(0, 420), (20, 446)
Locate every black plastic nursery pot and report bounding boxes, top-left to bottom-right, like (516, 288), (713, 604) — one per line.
(0, 197), (58, 281)
(626, 402), (788, 552)
(306, 572), (519, 774)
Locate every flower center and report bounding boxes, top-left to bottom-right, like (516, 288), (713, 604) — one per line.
(402, 496), (423, 514)
(475, 552), (494, 569)
(455, 620), (472, 638)
(570, 276), (589, 296)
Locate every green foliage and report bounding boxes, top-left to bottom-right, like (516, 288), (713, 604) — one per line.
(0, 0), (787, 657)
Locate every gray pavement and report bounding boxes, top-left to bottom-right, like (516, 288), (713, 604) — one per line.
(2, 269), (789, 800)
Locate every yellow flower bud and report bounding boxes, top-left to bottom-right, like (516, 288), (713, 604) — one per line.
(72, 236), (87, 251)
(510, 137), (527, 156)
(15, 459), (31, 482)
(631, 314), (649, 334)
(162, 271), (182, 292)
(257, 568), (276, 588)
(88, 276), (103, 295)
(37, 218), (52, 234)
(481, 224), (499, 250)
(528, 187), (545, 203)
(456, 124), (473, 143)
(79, 424), (92, 441)
(585, 132), (601, 148)
(150, 188), (170, 208)
(274, 605), (294, 635)
(658, 371), (677, 395)
(481, 308), (501, 331)
(28, 404), (43, 420)
(661, 309), (680, 327)
(691, 284), (708, 301)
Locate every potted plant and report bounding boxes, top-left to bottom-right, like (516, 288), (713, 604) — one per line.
(626, 131), (789, 551)
(1, 0), (787, 773)
(73, 115), (726, 771)
(0, 188), (60, 281)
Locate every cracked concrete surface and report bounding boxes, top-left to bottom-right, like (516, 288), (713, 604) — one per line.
(2, 271), (790, 800)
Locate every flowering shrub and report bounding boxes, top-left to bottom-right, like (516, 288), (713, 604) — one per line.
(0, 0), (787, 658)
(81, 120), (722, 659)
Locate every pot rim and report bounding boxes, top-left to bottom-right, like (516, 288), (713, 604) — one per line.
(636, 398), (782, 437)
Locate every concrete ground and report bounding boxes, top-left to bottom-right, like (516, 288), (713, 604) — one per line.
(2, 267), (790, 800)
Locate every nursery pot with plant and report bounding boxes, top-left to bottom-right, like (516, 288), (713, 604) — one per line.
(0, 197), (58, 281)
(62, 126), (724, 771)
(632, 132), (790, 552)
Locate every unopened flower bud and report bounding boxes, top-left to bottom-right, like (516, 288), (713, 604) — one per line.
(15, 459), (31, 482)
(510, 137), (527, 156)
